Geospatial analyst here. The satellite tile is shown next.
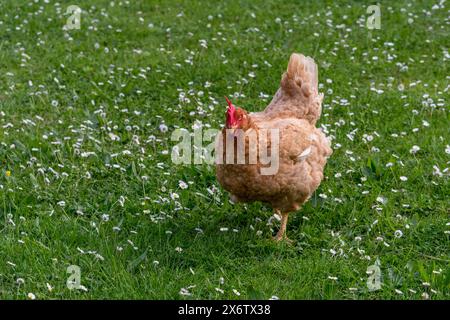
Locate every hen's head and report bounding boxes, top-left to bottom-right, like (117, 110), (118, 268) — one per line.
(225, 97), (250, 130)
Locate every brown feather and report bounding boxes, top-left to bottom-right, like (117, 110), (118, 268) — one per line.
(216, 53), (332, 214)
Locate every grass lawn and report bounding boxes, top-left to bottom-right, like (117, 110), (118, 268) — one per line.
(0, 0), (448, 299)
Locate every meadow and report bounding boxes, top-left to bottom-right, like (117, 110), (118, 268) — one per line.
(0, 0), (448, 299)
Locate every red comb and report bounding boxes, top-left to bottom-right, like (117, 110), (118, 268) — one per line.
(225, 96), (236, 127)
(225, 96), (233, 108)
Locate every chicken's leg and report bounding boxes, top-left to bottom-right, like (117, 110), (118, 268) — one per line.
(274, 211), (291, 243)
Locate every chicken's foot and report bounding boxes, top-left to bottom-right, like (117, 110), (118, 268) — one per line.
(273, 211), (292, 244)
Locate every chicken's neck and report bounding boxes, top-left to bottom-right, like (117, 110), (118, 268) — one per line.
(241, 115), (256, 131)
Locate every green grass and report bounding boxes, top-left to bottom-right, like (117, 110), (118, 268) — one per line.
(0, 0), (449, 300)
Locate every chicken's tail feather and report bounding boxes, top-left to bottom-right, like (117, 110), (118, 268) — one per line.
(284, 53), (318, 97)
(265, 53), (323, 124)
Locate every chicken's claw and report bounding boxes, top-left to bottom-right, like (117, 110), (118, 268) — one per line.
(273, 234), (294, 245)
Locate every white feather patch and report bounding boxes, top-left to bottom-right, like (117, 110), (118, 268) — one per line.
(297, 146), (312, 161)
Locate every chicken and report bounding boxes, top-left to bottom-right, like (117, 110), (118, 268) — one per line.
(215, 53), (332, 242)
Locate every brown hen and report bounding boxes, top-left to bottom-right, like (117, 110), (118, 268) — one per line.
(216, 53), (332, 242)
